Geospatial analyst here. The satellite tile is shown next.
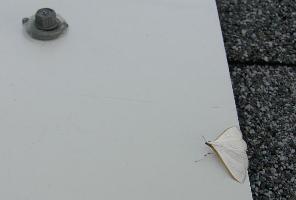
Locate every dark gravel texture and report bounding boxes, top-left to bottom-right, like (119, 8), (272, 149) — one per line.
(230, 65), (296, 200)
(215, 0), (296, 199)
(216, 0), (296, 64)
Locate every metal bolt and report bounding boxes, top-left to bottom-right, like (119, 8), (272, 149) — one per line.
(23, 8), (68, 40)
(35, 8), (58, 31)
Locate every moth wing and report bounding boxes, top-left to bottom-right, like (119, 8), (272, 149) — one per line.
(208, 127), (248, 183)
(215, 126), (243, 142)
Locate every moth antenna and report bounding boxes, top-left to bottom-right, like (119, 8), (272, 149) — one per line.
(202, 136), (207, 143)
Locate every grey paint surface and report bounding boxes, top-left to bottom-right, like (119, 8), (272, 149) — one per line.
(0, 0), (252, 199)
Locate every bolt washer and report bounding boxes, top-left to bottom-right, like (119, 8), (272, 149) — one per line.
(23, 8), (68, 41)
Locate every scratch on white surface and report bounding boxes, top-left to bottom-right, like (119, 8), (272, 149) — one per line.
(81, 94), (154, 104)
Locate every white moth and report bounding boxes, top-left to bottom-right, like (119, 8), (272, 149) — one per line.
(205, 126), (249, 183)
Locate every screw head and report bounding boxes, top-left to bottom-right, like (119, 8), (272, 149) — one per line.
(35, 8), (58, 31)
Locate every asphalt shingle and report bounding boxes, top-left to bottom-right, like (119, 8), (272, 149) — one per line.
(216, 0), (296, 64)
(230, 64), (296, 200)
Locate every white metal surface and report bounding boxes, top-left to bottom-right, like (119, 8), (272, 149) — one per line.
(0, 0), (252, 199)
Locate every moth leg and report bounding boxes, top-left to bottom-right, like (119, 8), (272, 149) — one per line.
(195, 152), (213, 163)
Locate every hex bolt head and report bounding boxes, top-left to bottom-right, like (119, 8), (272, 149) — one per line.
(35, 8), (58, 31)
